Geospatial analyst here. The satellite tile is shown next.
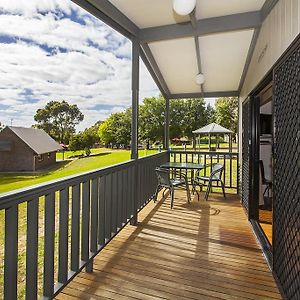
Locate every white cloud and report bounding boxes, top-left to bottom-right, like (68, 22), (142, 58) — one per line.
(0, 0), (159, 130)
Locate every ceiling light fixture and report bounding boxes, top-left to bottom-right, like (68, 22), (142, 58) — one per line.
(172, 0), (196, 16)
(196, 73), (205, 85)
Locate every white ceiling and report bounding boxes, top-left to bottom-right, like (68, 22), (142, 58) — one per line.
(109, 0), (266, 28)
(149, 38), (200, 94)
(107, 0), (265, 95)
(196, 0), (265, 20)
(109, 0), (189, 28)
(199, 30), (254, 92)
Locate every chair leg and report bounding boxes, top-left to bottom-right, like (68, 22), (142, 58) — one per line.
(221, 181), (226, 199)
(170, 188), (175, 209)
(191, 182), (195, 195)
(185, 180), (191, 203)
(154, 185), (161, 202)
(205, 182), (211, 201)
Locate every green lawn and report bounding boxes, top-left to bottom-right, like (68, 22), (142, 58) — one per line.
(0, 148), (157, 194)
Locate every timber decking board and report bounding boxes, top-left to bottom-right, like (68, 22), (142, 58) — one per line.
(57, 191), (281, 300)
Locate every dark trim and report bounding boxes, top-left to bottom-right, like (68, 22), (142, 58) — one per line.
(251, 220), (272, 264)
(170, 91), (239, 99)
(238, 28), (261, 92)
(248, 96), (260, 220)
(72, 0), (139, 39)
(261, 0), (279, 21)
(140, 11), (261, 43)
(140, 44), (171, 97)
(131, 38), (139, 160)
(140, 50), (168, 99)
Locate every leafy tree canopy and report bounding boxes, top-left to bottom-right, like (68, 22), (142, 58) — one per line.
(34, 100), (84, 143)
(214, 97), (238, 134)
(98, 109), (131, 147)
(69, 129), (98, 156)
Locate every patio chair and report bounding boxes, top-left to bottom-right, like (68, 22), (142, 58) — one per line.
(259, 160), (272, 200)
(192, 163), (226, 201)
(154, 167), (191, 208)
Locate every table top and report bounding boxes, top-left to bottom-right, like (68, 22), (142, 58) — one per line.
(160, 162), (204, 170)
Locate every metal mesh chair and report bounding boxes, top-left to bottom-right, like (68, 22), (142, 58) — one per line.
(259, 160), (272, 198)
(154, 167), (191, 208)
(192, 163), (225, 201)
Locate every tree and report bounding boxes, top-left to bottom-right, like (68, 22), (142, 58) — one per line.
(69, 129), (98, 156)
(0, 122), (4, 131)
(34, 100), (84, 143)
(205, 103), (216, 124)
(215, 97), (238, 134)
(181, 98), (207, 139)
(139, 96), (165, 145)
(98, 110), (131, 147)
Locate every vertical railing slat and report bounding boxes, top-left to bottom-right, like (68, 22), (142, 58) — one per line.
(90, 178), (98, 253)
(71, 184), (80, 272)
(123, 168), (128, 223)
(4, 205), (18, 300)
(43, 192), (55, 298)
(117, 171), (122, 229)
(111, 172), (117, 234)
(105, 175), (112, 240)
(58, 188), (69, 283)
(98, 176), (105, 246)
(26, 198), (39, 300)
(81, 181), (90, 262)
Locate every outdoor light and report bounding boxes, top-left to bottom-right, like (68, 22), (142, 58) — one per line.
(172, 0), (196, 16)
(196, 73), (205, 85)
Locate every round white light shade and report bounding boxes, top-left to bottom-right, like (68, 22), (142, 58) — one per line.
(173, 0), (196, 16)
(196, 73), (205, 85)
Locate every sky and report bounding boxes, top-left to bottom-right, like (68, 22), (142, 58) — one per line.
(0, 0), (214, 131)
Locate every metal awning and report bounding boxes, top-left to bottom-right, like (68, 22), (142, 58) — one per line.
(72, 0), (278, 99)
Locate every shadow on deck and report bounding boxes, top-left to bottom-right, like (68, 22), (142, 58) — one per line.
(57, 191), (281, 300)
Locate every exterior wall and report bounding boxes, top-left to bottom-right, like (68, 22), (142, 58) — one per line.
(239, 0), (300, 154)
(0, 128), (57, 172)
(34, 152), (56, 170)
(0, 127), (34, 171)
(241, 0), (300, 100)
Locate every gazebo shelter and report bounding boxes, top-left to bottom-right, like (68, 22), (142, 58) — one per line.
(192, 122), (233, 151)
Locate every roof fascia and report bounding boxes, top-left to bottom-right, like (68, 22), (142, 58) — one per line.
(170, 91), (239, 99)
(72, 0), (139, 39)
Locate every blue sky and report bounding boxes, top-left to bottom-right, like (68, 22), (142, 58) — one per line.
(0, 1), (214, 131)
(0, 0), (160, 130)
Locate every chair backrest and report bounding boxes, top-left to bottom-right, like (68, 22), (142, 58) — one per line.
(259, 160), (267, 184)
(155, 167), (171, 187)
(210, 163), (224, 180)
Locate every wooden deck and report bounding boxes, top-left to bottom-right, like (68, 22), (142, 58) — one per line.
(57, 191), (281, 300)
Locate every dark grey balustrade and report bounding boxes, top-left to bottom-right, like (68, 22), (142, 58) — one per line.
(0, 151), (169, 300)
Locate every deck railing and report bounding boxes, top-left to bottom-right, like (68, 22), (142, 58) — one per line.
(169, 150), (239, 193)
(0, 151), (168, 300)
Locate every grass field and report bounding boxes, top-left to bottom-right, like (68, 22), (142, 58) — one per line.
(0, 148), (157, 194)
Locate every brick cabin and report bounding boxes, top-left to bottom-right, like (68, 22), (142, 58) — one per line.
(0, 126), (62, 172)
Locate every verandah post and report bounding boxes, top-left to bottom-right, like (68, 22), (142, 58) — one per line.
(130, 38), (139, 226)
(164, 97), (170, 151)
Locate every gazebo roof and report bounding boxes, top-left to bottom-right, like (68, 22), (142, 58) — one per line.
(192, 123), (232, 134)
